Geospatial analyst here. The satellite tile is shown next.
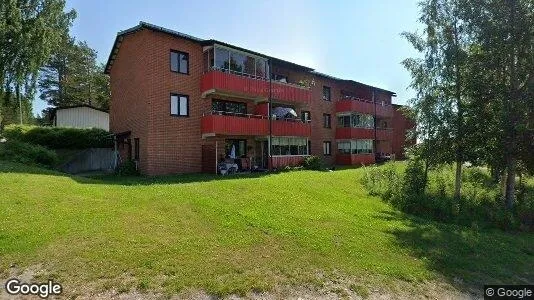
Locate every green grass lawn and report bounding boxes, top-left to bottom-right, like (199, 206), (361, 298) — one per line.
(0, 161), (533, 297)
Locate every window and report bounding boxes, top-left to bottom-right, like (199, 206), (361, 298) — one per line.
(170, 94), (189, 116)
(170, 50), (189, 74)
(225, 139), (247, 158)
(323, 114), (331, 128)
(215, 47), (230, 71)
(127, 138), (132, 159)
(209, 45), (269, 79)
(134, 138), (140, 160)
(323, 141), (331, 156)
(301, 111), (311, 123)
(255, 59), (266, 78)
(338, 141), (351, 154)
(336, 113), (374, 128)
(212, 99), (246, 115)
(337, 139), (373, 154)
(230, 51), (246, 74)
(323, 86), (331, 101)
(270, 137), (308, 156)
(338, 115), (351, 128)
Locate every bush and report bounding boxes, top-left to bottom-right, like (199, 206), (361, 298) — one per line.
(2, 125), (113, 149)
(117, 160), (139, 176)
(302, 155), (322, 170)
(362, 161), (534, 231)
(0, 140), (58, 167)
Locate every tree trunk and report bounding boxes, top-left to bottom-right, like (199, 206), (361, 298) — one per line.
(454, 160), (462, 201)
(503, 0), (518, 211)
(504, 157), (516, 209)
(424, 159), (429, 188)
(453, 22), (463, 203)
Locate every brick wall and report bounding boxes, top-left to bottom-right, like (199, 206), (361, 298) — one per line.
(109, 31), (151, 174)
(109, 27), (412, 175)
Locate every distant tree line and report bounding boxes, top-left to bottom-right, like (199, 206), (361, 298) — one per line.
(403, 0), (533, 210)
(0, 0), (110, 128)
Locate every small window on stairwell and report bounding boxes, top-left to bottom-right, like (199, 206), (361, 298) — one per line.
(323, 86), (331, 101)
(323, 141), (332, 156)
(323, 113), (331, 128)
(134, 138), (140, 160)
(301, 111), (311, 123)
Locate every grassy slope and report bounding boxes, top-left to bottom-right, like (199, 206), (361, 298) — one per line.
(0, 161), (533, 296)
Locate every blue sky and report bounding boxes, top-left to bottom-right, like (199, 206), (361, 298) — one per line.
(33, 0), (422, 115)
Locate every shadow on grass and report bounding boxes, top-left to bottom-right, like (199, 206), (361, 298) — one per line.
(0, 160), (281, 186)
(375, 210), (534, 290)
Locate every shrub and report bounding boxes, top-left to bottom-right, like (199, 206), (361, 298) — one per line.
(2, 125), (113, 149)
(0, 140), (58, 167)
(362, 161), (534, 231)
(302, 155), (322, 170)
(117, 160), (139, 176)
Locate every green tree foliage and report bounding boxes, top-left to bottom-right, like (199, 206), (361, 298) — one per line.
(402, 0), (472, 204)
(0, 0), (75, 126)
(460, 0), (534, 208)
(403, 0), (534, 210)
(39, 39), (110, 111)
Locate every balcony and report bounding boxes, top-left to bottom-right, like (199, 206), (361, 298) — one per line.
(201, 70), (311, 104)
(335, 127), (375, 139)
(336, 154), (375, 165)
(201, 112), (311, 138)
(336, 99), (393, 117)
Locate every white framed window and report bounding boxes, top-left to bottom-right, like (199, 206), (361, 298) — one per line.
(170, 50), (189, 74)
(323, 141), (331, 156)
(170, 94), (189, 116)
(270, 137), (309, 156)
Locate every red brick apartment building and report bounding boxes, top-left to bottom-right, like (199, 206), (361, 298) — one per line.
(105, 22), (414, 175)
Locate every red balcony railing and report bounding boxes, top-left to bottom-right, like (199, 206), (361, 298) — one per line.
(336, 99), (393, 117)
(336, 154), (375, 165)
(335, 127), (375, 139)
(201, 112), (311, 137)
(201, 70), (311, 104)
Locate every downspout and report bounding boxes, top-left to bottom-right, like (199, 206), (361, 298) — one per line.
(268, 59), (273, 171)
(373, 89), (377, 159)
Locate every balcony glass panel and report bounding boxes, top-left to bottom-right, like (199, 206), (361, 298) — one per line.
(337, 139), (373, 154)
(215, 47), (229, 71)
(230, 51), (245, 74)
(337, 113), (374, 129)
(208, 45), (269, 80)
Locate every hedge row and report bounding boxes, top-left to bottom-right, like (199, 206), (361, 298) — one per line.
(0, 140), (58, 167)
(2, 125), (113, 149)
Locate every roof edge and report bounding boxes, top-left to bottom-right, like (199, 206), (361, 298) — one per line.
(104, 22), (396, 95)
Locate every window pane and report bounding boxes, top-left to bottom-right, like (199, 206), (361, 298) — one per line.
(179, 96), (188, 116)
(171, 95), (178, 115)
(203, 51), (209, 73)
(215, 47), (229, 71)
(323, 86), (331, 101)
(343, 116), (350, 127)
(290, 144), (298, 155)
(238, 140), (246, 157)
(255, 59), (266, 79)
(171, 52), (179, 72)
(244, 56), (255, 76)
(179, 53), (188, 73)
(230, 51), (245, 74)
